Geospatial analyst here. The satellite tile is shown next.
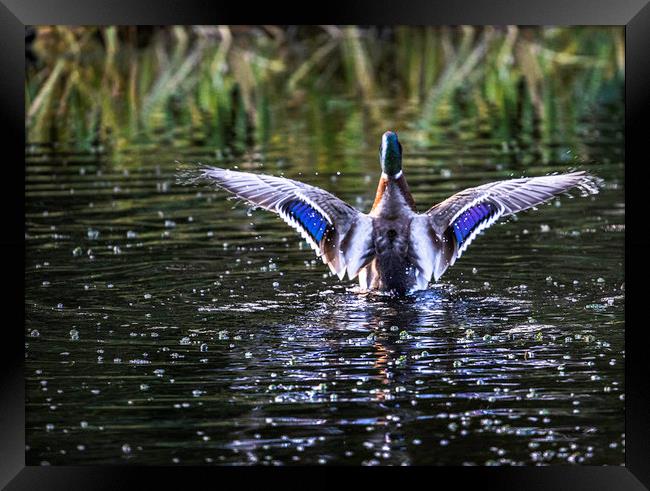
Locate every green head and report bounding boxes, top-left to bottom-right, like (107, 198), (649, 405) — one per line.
(379, 131), (403, 178)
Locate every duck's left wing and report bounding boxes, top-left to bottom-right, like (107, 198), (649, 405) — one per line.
(409, 171), (601, 286)
(198, 166), (375, 280)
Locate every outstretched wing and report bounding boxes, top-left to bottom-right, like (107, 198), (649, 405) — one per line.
(197, 166), (375, 280)
(410, 171), (601, 286)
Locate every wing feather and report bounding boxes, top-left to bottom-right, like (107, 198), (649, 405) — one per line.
(196, 166), (375, 280)
(411, 171), (601, 284)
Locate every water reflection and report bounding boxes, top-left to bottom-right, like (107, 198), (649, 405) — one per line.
(155, 283), (620, 466)
(25, 97), (624, 465)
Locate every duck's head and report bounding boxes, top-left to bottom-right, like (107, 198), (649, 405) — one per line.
(379, 131), (402, 178)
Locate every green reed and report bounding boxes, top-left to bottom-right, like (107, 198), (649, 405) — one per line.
(25, 26), (623, 154)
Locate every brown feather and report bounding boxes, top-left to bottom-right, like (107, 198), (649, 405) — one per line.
(371, 175), (417, 213)
(371, 177), (388, 212)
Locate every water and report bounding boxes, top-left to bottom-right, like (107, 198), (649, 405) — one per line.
(25, 101), (624, 466)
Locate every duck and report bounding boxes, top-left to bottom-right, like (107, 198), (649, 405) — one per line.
(197, 131), (600, 295)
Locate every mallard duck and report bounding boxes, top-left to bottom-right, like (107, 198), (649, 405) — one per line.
(198, 131), (600, 294)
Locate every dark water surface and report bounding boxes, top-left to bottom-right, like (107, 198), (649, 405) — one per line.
(25, 102), (624, 465)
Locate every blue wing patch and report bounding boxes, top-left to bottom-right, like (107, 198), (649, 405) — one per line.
(280, 199), (330, 243)
(452, 202), (497, 245)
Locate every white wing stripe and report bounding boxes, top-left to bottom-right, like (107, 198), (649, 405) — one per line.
(456, 208), (503, 258)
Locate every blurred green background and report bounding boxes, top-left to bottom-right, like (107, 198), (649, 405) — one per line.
(25, 25), (623, 158)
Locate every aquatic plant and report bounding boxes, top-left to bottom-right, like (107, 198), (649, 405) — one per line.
(26, 25), (623, 155)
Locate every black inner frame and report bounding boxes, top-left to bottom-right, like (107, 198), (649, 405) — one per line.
(2, 0), (648, 489)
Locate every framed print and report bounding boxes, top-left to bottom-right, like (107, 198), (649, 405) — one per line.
(2, 0), (648, 489)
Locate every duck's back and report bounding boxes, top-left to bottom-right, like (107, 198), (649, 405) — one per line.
(361, 179), (419, 294)
(361, 217), (417, 294)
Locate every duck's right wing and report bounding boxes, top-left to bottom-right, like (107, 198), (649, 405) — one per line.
(196, 166), (375, 280)
(410, 171), (601, 287)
